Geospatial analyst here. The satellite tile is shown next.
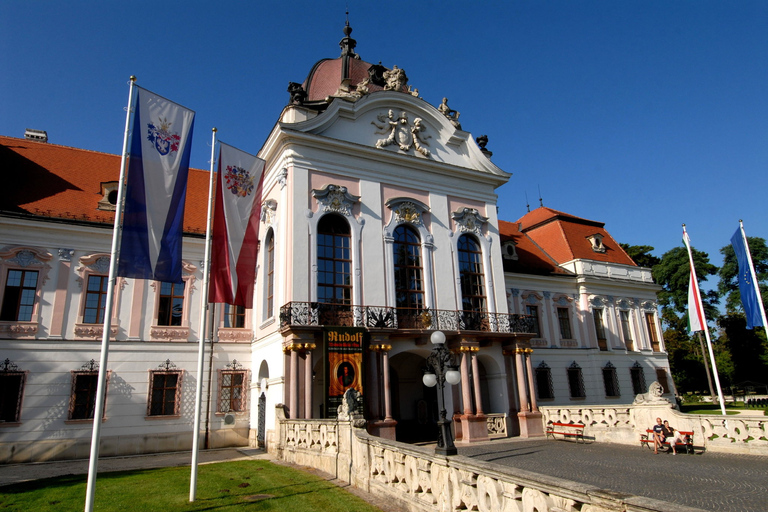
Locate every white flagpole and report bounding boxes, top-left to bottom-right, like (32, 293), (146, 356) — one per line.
(739, 220), (768, 329)
(84, 76), (137, 512)
(190, 127), (217, 502)
(683, 224), (727, 416)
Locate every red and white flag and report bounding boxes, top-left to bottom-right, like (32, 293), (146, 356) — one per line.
(683, 227), (706, 332)
(208, 142), (265, 307)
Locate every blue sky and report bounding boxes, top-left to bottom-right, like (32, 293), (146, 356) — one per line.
(2, 1), (767, 293)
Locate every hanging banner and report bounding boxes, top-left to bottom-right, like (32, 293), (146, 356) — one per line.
(324, 326), (365, 418)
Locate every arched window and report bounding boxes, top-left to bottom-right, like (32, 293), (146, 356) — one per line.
(458, 234), (486, 312)
(266, 230), (275, 318)
(317, 214), (352, 305)
(393, 225), (424, 310)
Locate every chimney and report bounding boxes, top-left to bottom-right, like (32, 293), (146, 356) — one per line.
(25, 129), (48, 143)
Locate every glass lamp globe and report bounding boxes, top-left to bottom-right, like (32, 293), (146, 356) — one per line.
(430, 330), (446, 345)
(422, 372), (437, 387)
(445, 369), (461, 385)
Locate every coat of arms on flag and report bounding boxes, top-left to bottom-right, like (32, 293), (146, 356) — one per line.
(225, 165), (255, 197)
(147, 116), (181, 156)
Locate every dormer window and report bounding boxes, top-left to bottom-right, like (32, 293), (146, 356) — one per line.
(501, 241), (518, 260)
(98, 182), (119, 211)
(587, 233), (606, 253)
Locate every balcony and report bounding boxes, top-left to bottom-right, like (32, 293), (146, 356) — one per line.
(279, 302), (535, 335)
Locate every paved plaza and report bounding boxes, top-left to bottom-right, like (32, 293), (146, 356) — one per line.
(0, 440), (765, 512)
(457, 438), (768, 512)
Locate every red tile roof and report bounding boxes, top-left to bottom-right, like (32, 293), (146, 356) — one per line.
(1, 135), (209, 234)
(498, 220), (573, 276)
(515, 207), (636, 266)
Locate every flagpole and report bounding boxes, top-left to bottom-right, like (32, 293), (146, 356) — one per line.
(682, 224), (727, 416)
(84, 76), (137, 512)
(190, 127), (217, 502)
(739, 220), (768, 329)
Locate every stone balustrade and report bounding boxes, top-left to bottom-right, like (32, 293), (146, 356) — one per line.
(270, 405), (686, 512)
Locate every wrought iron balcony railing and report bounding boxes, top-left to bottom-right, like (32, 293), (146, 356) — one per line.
(279, 302), (535, 334)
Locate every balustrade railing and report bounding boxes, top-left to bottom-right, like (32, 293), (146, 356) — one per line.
(279, 302), (535, 334)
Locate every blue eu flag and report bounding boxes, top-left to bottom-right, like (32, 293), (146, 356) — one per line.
(731, 229), (763, 329)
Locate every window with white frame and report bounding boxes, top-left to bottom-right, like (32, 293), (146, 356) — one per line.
(619, 310), (634, 351)
(557, 307), (572, 339)
(602, 362), (620, 397)
(266, 230), (275, 318)
(317, 214), (352, 305)
(526, 305), (541, 337)
(567, 361), (586, 399)
(149, 261), (196, 341)
(645, 312), (661, 352)
(224, 304), (246, 328)
(0, 269), (39, 322)
(157, 282), (184, 326)
(0, 359), (26, 423)
(393, 224), (424, 311)
(147, 360), (183, 417)
(83, 274), (109, 324)
(593, 309), (607, 351)
(0, 247), (52, 337)
(458, 234), (486, 313)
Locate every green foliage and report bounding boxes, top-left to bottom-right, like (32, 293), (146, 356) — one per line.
(717, 236), (768, 313)
(663, 328), (711, 393)
(717, 313), (768, 384)
(652, 245), (719, 331)
(619, 243), (661, 268)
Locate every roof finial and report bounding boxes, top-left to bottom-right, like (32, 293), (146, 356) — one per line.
(538, 185), (544, 207)
(525, 192), (530, 213)
(339, 9), (356, 57)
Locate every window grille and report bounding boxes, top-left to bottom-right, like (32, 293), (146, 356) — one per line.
(219, 360), (249, 413)
(631, 362), (647, 395)
(69, 360), (105, 420)
(535, 361), (554, 400)
(147, 360), (182, 416)
(602, 362), (620, 397)
(567, 361), (586, 398)
(0, 359), (25, 422)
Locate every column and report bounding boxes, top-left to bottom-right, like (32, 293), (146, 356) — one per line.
(382, 347), (393, 421)
(524, 348), (538, 412)
(460, 349), (473, 415)
(49, 249), (73, 339)
(470, 348), (483, 415)
(303, 343), (315, 419)
(289, 347), (298, 419)
(515, 350), (529, 413)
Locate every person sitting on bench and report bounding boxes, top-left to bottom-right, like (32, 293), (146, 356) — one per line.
(662, 420), (684, 455)
(651, 417), (665, 454)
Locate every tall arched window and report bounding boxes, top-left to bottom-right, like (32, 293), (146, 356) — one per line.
(393, 225), (424, 310)
(266, 230), (275, 318)
(458, 234), (486, 312)
(317, 214), (352, 305)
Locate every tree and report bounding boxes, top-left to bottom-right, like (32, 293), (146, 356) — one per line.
(717, 313), (768, 385)
(717, 236), (768, 314)
(619, 243), (661, 268)
(652, 246), (719, 331)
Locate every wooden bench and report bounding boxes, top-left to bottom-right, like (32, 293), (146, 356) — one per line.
(640, 429), (695, 454)
(546, 422), (585, 442)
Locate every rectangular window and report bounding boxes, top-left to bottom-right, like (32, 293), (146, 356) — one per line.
(602, 365), (620, 397)
(219, 370), (248, 412)
(593, 309), (607, 351)
(557, 307), (572, 339)
(224, 304), (246, 328)
(631, 364), (647, 395)
(567, 364), (586, 398)
(148, 371), (182, 416)
(1, 269), (39, 322)
(266, 235), (275, 318)
(83, 275), (108, 324)
(526, 305), (541, 337)
(620, 311), (634, 351)
(655, 368), (670, 393)
(158, 282), (185, 326)
(70, 372), (100, 420)
(535, 364), (554, 400)
(0, 371), (26, 423)
(645, 313), (661, 352)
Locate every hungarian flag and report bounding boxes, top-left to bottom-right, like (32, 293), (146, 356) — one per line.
(683, 228), (706, 333)
(118, 86), (195, 283)
(208, 142), (265, 307)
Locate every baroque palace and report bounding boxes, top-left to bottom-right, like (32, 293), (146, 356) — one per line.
(0, 23), (671, 462)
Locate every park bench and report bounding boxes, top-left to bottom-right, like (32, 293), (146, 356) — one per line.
(640, 429), (695, 454)
(545, 422), (585, 442)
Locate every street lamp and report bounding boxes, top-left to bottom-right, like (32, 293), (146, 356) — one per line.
(422, 330), (461, 456)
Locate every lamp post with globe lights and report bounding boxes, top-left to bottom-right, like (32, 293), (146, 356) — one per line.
(422, 331), (461, 456)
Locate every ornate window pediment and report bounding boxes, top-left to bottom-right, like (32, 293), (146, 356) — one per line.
(385, 197), (429, 227)
(312, 184), (360, 216)
(452, 207), (488, 235)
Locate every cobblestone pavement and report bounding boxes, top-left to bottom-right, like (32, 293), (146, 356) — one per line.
(457, 438), (768, 512)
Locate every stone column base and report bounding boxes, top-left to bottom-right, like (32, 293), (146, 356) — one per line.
(367, 419), (397, 440)
(456, 414), (489, 443)
(517, 411), (545, 438)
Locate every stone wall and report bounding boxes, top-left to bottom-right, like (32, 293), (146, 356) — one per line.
(269, 405), (701, 512)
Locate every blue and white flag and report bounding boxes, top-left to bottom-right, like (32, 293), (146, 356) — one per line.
(118, 87), (195, 283)
(731, 226), (764, 329)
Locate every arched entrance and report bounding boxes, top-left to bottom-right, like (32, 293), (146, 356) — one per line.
(389, 351), (437, 443)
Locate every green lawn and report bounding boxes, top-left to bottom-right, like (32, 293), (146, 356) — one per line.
(679, 402), (766, 415)
(0, 460), (385, 512)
